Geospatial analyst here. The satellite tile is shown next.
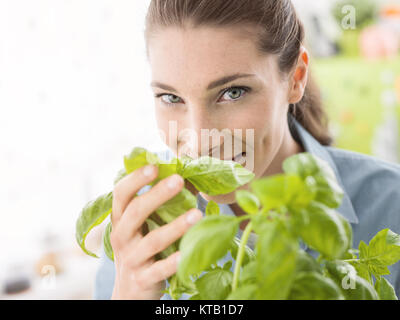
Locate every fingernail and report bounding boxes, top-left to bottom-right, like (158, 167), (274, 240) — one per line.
(167, 174), (182, 189)
(186, 210), (202, 225)
(143, 165), (155, 177)
(176, 253), (181, 265)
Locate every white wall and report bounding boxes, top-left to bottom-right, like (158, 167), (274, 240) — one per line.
(0, 0), (162, 266)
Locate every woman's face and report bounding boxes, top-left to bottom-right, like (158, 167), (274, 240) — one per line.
(147, 25), (305, 204)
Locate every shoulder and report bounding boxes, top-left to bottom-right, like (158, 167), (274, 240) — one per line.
(325, 146), (400, 232)
(325, 146), (400, 200)
(325, 148), (400, 295)
(326, 146), (400, 183)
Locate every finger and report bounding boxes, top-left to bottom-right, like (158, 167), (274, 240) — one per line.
(126, 208), (202, 267)
(115, 174), (184, 243)
(136, 209), (202, 264)
(139, 251), (181, 285)
(112, 165), (158, 225)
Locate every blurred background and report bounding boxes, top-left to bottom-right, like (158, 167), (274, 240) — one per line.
(1, 0), (400, 299)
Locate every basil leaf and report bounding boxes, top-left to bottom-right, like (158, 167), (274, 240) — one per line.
(205, 200), (220, 216)
(235, 190), (260, 215)
(180, 156), (255, 196)
(189, 293), (201, 300)
(325, 260), (379, 300)
(283, 153), (344, 208)
(374, 276), (398, 300)
(229, 237), (255, 267)
(253, 220), (299, 299)
(156, 163), (178, 182)
(295, 249), (322, 274)
(295, 201), (349, 260)
(155, 188), (197, 224)
(238, 260), (257, 286)
(123, 147), (159, 174)
(226, 283), (258, 300)
(103, 221), (114, 261)
(177, 215), (239, 284)
(223, 260), (232, 271)
(349, 259), (372, 284)
(75, 192), (113, 258)
(195, 269), (233, 300)
(336, 212), (354, 257)
(250, 174), (315, 212)
(360, 229), (400, 277)
(288, 271), (344, 300)
(167, 274), (197, 300)
(124, 147), (177, 185)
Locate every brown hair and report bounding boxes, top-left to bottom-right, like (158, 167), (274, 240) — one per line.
(144, 0), (333, 146)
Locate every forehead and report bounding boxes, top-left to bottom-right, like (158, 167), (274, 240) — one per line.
(147, 26), (274, 88)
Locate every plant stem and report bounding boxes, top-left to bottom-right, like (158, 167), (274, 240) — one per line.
(232, 221), (253, 292)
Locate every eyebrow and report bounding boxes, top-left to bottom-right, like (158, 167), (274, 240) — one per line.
(151, 73), (255, 93)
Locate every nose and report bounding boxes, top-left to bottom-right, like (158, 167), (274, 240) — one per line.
(178, 105), (222, 158)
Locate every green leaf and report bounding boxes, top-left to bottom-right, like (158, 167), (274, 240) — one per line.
(223, 260), (232, 271)
(123, 147), (178, 185)
(123, 147), (159, 174)
(235, 190), (260, 214)
(253, 220), (299, 299)
(283, 153), (344, 209)
(180, 156), (255, 196)
(349, 260), (372, 284)
(250, 174), (315, 212)
(295, 201), (349, 260)
(336, 213), (354, 257)
(358, 240), (369, 259)
(103, 221), (114, 261)
(176, 155), (193, 174)
(195, 269), (233, 300)
(358, 229), (400, 277)
(156, 163), (178, 183)
(366, 229), (400, 275)
(75, 192), (113, 258)
(178, 215), (239, 284)
(238, 260), (257, 286)
(295, 249), (322, 274)
(205, 200), (220, 216)
(374, 277), (398, 300)
(288, 271), (344, 300)
(167, 274), (197, 300)
(229, 237), (255, 267)
(189, 293), (201, 300)
(155, 188), (197, 224)
(226, 283), (258, 300)
(325, 260), (379, 300)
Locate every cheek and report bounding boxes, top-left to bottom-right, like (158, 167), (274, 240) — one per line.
(154, 106), (178, 151)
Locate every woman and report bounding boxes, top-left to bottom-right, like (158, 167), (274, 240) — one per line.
(94, 0), (400, 299)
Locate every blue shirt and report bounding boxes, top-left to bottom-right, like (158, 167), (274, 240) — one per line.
(93, 114), (400, 299)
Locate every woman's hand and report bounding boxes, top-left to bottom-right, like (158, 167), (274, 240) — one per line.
(110, 164), (202, 300)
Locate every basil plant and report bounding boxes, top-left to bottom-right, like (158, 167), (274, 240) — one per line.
(76, 147), (400, 300)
